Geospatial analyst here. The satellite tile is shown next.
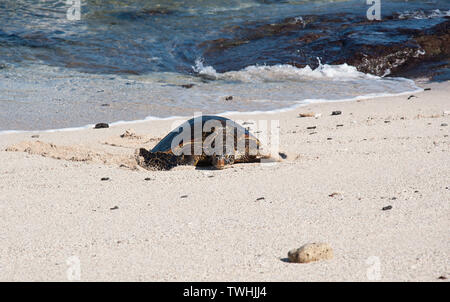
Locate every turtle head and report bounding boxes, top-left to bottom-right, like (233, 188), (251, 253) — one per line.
(211, 154), (235, 170)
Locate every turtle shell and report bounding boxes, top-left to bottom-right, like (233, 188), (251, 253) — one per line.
(151, 115), (260, 157)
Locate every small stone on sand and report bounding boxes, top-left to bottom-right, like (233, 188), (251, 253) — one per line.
(278, 152), (287, 159)
(441, 123), (448, 127)
(101, 177), (110, 181)
(288, 243), (333, 263)
(110, 206), (119, 210)
(94, 123), (109, 129)
(306, 126), (316, 130)
(180, 195), (188, 198)
(225, 96), (233, 101)
(382, 205), (393, 211)
(331, 111), (342, 116)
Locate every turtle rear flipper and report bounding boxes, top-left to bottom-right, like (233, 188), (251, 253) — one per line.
(135, 148), (179, 170)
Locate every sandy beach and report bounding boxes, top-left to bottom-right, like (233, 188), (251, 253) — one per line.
(0, 80), (448, 282)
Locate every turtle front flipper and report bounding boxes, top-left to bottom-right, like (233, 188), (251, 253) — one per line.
(135, 148), (180, 170)
(211, 154), (235, 170)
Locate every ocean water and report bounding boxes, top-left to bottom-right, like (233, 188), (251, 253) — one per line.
(0, 0), (449, 131)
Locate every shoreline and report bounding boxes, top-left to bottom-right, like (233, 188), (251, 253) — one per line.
(0, 76), (423, 135)
(0, 80), (448, 281)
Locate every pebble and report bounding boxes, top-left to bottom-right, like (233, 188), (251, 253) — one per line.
(331, 111), (342, 116)
(306, 126), (316, 130)
(181, 84), (195, 89)
(278, 152), (287, 159)
(101, 177), (110, 181)
(288, 243), (333, 263)
(225, 96), (233, 101)
(382, 205), (393, 211)
(438, 276), (447, 280)
(441, 123), (448, 127)
(180, 195), (188, 198)
(424, 88), (431, 91)
(144, 178), (152, 181)
(94, 123), (109, 129)
(101, 103), (110, 107)
(408, 95), (417, 100)
(256, 197), (265, 201)
(336, 124), (344, 127)
(110, 206), (119, 210)
(31, 135), (39, 138)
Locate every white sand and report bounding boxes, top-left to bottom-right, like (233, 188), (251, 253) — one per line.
(0, 80), (449, 281)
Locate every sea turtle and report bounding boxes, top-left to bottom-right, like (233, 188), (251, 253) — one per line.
(135, 115), (269, 170)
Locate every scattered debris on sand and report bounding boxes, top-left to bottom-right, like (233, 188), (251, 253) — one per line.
(328, 192), (343, 198)
(298, 112), (316, 118)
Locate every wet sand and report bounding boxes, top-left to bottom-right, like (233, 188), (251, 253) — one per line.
(0, 80), (449, 281)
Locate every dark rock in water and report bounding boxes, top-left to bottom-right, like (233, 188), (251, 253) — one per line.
(101, 177), (110, 181)
(382, 205), (393, 211)
(181, 84), (195, 89)
(225, 96), (233, 101)
(331, 111), (342, 116)
(114, 8), (174, 20)
(94, 123), (109, 129)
